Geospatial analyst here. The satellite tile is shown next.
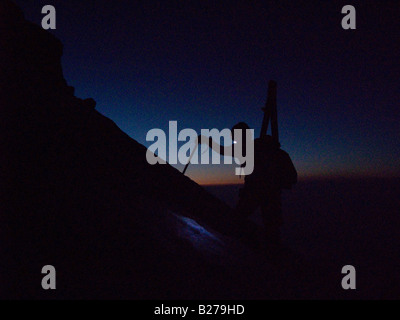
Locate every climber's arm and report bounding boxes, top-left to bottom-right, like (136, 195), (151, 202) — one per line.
(197, 135), (234, 157)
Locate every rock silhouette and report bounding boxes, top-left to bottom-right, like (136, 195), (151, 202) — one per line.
(0, 1), (248, 299)
(6, 1), (394, 300)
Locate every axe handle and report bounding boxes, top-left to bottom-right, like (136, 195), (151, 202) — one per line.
(182, 140), (199, 175)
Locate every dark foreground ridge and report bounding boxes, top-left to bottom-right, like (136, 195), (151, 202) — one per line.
(5, 1), (391, 300)
(1, 1), (251, 299)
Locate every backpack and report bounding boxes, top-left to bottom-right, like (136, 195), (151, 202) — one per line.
(274, 149), (297, 189)
(246, 139), (297, 190)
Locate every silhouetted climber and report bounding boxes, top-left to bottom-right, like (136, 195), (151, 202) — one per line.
(204, 125), (295, 249)
(194, 81), (297, 251)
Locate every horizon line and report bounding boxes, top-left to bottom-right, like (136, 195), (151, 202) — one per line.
(199, 174), (400, 186)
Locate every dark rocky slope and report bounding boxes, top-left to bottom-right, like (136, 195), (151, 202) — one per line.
(0, 1), (261, 299)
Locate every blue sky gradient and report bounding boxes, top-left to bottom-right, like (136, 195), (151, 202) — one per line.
(16, 0), (400, 184)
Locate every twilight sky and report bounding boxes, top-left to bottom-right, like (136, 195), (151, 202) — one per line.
(15, 0), (399, 185)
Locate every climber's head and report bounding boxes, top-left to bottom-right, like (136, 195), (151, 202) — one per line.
(231, 121), (250, 140)
(230, 122), (251, 155)
(231, 122), (250, 133)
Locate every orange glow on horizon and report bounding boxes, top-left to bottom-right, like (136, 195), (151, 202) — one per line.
(194, 172), (400, 186)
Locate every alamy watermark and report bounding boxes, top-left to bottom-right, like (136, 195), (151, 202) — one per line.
(146, 121), (255, 175)
(39, 5), (356, 31)
(41, 5), (56, 30)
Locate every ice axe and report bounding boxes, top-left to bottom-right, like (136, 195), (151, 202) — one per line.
(182, 141), (199, 175)
(182, 135), (213, 175)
